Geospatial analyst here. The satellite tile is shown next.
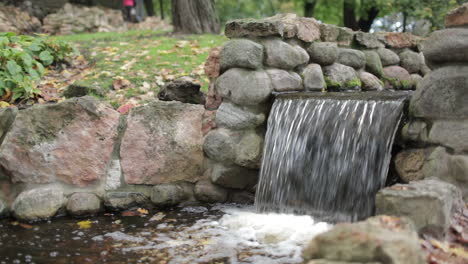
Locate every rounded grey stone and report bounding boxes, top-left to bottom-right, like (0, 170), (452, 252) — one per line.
(359, 72), (383, 91)
(220, 39), (264, 71)
(337, 48), (366, 69)
(66, 192), (101, 216)
(301, 63), (325, 91)
(424, 28), (468, 68)
(323, 63), (360, 90)
(376, 48), (400, 66)
(399, 50), (423, 74)
(203, 128), (236, 163)
(363, 50), (383, 77)
(262, 38), (309, 70)
(215, 101), (266, 130)
(210, 162), (258, 189)
(410, 74), (423, 88)
(234, 130), (264, 169)
(216, 68), (273, 106)
(194, 180), (228, 203)
(266, 68), (303, 92)
(12, 187), (67, 221)
(410, 65), (468, 119)
(307, 42), (338, 66)
(428, 120), (468, 153)
(104, 192), (150, 211)
(355, 32), (385, 48)
(151, 183), (186, 206)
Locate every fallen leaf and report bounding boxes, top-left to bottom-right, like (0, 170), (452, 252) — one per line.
(19, 223), (33, 229)
(77, 220), (92, 229)
(137, 208), (149, 215)
(122, 211), (138, 217)
(149, 212), (165, 222)
(0, 101), (10, 108)
(113, 78), (132, 90)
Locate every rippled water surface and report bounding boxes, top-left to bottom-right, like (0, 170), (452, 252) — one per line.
(0, 204), (330, 264)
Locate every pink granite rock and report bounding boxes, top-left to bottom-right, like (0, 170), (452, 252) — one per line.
(121, 101), (205, 185)
(0, 97), (120, 187)
(446, 3), (468, 28)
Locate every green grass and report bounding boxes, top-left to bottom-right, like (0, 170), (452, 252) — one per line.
(53, 30), (227, 107)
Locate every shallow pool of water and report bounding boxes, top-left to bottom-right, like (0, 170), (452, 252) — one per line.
(0, 204), (330, 264)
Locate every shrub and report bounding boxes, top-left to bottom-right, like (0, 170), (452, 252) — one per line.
(0, 32), (78, 103)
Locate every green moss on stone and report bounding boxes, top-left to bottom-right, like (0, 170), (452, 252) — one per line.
(324, 76), (342, 89)
(344, 78), (362, 89)
(401, 79), (413, 90)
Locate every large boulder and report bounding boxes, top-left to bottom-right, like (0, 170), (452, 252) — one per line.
(410, 65), (468, 119)
(376, 178), (463, 236)
(423, 28), (468, 68)
(234, 130), (264, 169)
(104, 192), (150, 211)
(376, 48), (400, 66)
(323, 63), (360, 91)
(445, 3), (468, 28)
(267, 68), (303, 92)
(307, 42), (338, 66)
(337, 48), (366, 69)
(301, 64), (326, 91)
(158, 77), (205, 105)
(0, 107), (17, 144)
(203, 128), (238, 163)
(262, 38), (309, 70)
(194, 180), (228, 203)
(150, 182), (194, 206)
(0, 97), (120, 187)
(303, 216), (425, 264)
(383, 66), (412, 90)
(215, 101), (266, 130)
(66, 192), (101, 216)
(363, 50), (383, 77)
(427, 120), (468, 153)
(121, 101), (205, 185)
(220, 39), (264, 71)
(320, 24), (354, 46)
(225, 13), (320, 43)
(355, 32), (385, 48)
(216, 68), (273, 106)
(12, 187), (67, 221)
(209, 162), (258, 189)
(399, 50), (423, 74)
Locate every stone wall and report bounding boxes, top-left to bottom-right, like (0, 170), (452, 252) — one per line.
(203, 13), (431, 195)
(395, 3), (468, 201)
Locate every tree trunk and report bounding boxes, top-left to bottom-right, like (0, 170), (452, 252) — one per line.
(343, 0), (359, 30)
(304, 0), (317, 18)
(402, 11), (407, 32)
(159, 0), (164, 19)
(143, 0), (155, 16)
(358, 6), (379, 32)
(171, 0), (220, 34)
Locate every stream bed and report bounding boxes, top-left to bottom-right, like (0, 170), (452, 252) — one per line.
(0, 204), (330, 264)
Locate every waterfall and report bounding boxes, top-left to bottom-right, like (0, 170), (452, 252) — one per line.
(255, 93), (405, 222)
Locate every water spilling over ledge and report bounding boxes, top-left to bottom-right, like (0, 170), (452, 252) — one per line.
(256, 92), (407, 222)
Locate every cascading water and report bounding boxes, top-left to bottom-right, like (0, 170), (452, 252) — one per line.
(255, 93), (405, 222)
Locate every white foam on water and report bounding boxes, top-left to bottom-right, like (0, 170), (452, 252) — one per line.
(123, 205), (331, 264)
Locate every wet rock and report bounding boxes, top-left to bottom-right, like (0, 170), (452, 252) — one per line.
(235, 130), (264, 169)
(262, 38), (309, 70)
(320, 24), (354, 46)
(67, 192), (101, 216)
(303, 215), (425, 264)
(323, 63), (360, 91)
(376, 48), (400, 66)
(104, 192), (150, 211)
(203, 128), (237, 163)
(210, 162), (258, 189)
(220, 39), (263, 71)
(121, 101), (204, 185)
(399, 50), (423, 74)
(194, 180), (228, 203)
(204, 47), (221, 79)
(0, 96), (119, 187)
(363, 50), (383, 77)
(301, 64), (326, 91)
(401, 121), (428, 142)
(267, 69), (303, 92)
(225, 13), (320, 43)
(382, 66), (412, 90)
(12, 187), (67, 221)
(427, 121), (468, 153)
(307, 42), (338, 66)
(355, 32), (385, 48)
(158, 77), (205, 105)
(215, 101), (266, 130)
(151, 183), (193, 206)
(376, 178), (463, 236)
(216, 68), (273, 106)
(337, 48), (366, 69)
(394, 149), (431, 182)
(445, 3), (468, 27)
(359, 72), (383, 91)
(410, 65), (468, 119)
(228, 191), (255, 204)
(0, 107), (17, 144)
(423, 28), (468, 69)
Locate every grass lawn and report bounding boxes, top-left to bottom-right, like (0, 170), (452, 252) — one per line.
(53, 30), (227, 108)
